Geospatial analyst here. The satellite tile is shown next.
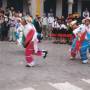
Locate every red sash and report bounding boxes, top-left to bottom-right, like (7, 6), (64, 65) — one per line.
(75, 31), (86, 51)
(24, 29), (35, 48)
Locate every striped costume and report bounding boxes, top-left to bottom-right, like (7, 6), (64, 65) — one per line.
(23, 23), (47, 67)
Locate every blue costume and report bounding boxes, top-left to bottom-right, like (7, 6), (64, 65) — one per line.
(80, 32), (90, 63)
(71, 24), (90, 64)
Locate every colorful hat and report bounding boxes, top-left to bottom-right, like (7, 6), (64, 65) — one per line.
(84, 17), (90, 21)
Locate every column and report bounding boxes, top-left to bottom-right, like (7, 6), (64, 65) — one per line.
(36, 0), (41, 16)
(30, 0), (36, 17)
(77, 0), (82, 16)
(56, 0), (62, 16)
(68, 0), (74, 14)
(30, 0), (44, 17)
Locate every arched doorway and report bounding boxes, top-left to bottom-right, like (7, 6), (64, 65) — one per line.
(44, 0), (56, 16)
(7, 0), (23, 12)
(0, 0), (2, 8)
(73, 0), (78, 13)
(62, 0), (68, 18)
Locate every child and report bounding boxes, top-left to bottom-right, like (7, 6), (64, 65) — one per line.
(21, 17), (48, 67)
(70, 20), (87, 64)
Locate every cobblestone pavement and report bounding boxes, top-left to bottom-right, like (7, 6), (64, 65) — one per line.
(0, 41), (90, 90)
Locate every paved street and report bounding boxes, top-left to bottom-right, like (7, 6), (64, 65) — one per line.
(0, 41), (90, 90)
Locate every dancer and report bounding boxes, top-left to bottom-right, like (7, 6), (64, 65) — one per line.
(21, 17), (48, 67)
(80, 17), (90, 64)
(70, 20), (87, 64)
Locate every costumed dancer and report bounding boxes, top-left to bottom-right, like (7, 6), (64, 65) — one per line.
(70, 20), (87, 64)
(70, 21), (80, 59)
(21, 17), (48, 67)
(80, 17), (90, 64)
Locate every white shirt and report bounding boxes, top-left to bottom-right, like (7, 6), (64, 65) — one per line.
(42, 17), (48, 26)
(52, 21), (60, 28)
(84, 25), (90, 40)
(73, 25), (85, 37)
(24, 23), (35, 37)
(60, 24), (67, 30)
(48, 16), (54, 24)
(24, 23), (37, 41)
(73, 24), (90, 40)
(24, 23), (38, 53)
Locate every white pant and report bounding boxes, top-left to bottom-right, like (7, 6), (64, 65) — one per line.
(9, 27), (16, 41)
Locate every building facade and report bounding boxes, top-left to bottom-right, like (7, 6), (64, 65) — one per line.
(0, 0), (90, 17)
(45, 0), (90, 17)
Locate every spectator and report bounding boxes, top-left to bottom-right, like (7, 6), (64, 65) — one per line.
(8, 15), (16, 42)
(0, 16), (6, 41)
(41, 14), (48, 39)
(52, 17), (60, 43)
(59, 18), (68, 44)
(33, 15), (43, 42)
(83, 8), (89, 18)
(48, 13), (54, 39)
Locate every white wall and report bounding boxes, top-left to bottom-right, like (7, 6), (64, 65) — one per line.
(40, 0), (44, 16)
(68, 0), (73, 14)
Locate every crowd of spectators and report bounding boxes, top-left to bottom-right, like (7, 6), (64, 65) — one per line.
(0, 7), (88, 44)
(0, 7), (23, 41)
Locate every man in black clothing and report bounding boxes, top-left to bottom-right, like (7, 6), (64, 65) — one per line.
(33, 15), (43, 42)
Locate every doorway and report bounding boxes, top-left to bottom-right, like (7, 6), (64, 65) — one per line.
(44, 0), (56, 16)
(62, 0), (68, 18)
(0, 0), (2, 8)
(7, 0), (23, 12)
(73, 0), (78, 13)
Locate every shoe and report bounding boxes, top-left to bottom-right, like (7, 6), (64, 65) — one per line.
(70, 56), (75, 60)
(26, 61), (36, 67)
(43, 51), (48, 59)
(25, 65), (31, 67)
(82, 60), (88, 64)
